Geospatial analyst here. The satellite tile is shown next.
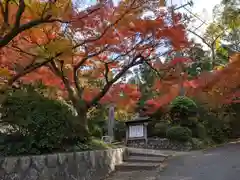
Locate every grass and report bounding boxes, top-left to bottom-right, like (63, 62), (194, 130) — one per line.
(87, 138), (116, 150)
(72, 138), (119, 151)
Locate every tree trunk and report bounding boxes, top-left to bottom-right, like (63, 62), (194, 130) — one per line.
(71, 102), (91, 141)
(211, 44), (216, 67)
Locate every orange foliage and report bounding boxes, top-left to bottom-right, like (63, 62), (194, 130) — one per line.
(184, 53), (240, 106)
(20, 67), (64, 89)
(2, 0), (237, 116)
(0, 0), (190, 114)
(0, 0), (70, 88)
(142, 53), (240, 114)
(100, 83), (141, 110)
(145, 84), (179, 113)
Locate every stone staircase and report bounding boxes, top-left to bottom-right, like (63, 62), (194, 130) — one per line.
(116, 148), (169, 171)
(104, 148), (172, 180)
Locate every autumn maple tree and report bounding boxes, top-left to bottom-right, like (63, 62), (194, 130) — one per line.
(0, 0), (190, 137)
(0, 0), (73, 97)
(184, 52), (240, 107)
(1, 0), (238, 140)
(142, 53), (192, 113)
(142, 51), (240, 115)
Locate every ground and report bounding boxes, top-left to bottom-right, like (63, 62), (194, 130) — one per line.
(106, 142), (240, 180)
(158, 142), (240, 180)
(104, 169), (160, 180)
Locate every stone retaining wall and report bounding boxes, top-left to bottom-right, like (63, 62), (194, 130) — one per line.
(0, 148), (125, 180)
(127, 138), (192, 151)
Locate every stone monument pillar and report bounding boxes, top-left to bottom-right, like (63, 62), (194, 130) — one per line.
(107, 105), (115, 141)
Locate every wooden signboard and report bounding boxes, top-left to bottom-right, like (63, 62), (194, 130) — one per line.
(129, 125), (144, 138)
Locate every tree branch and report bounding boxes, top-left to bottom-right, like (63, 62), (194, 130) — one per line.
(15, 0), (25, 28)
(11, 44), (37, 57)
(74, 45), (109, 69)
(5, 0), (137, 69)
(49, 60), (89, 113)
(48, 5), (102, 24)
(144, 60), (162, 78)
(4, 51), (64, 90)
(0, 15), (53, 48)
(4, 0), (10, 25)
(50, 61), (76, 102)
(0, 1), (5, 22)
(72, 0), (139, 49)
(73, 45), (109, 97)
(88, 54), (144, 107)
(103, 63), (110, 84)
(187, 29), (211, 48)
(211, 32), (225, 46)
(5, 58), (51, 88)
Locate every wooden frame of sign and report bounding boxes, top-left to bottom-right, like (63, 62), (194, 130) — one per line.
(125, 116), (150, 146)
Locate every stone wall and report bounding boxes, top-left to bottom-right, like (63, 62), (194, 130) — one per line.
(0, 148), (125, 180)
(127, 138), (192, 151)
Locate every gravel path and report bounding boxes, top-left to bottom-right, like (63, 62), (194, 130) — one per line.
(158, 142), (240, 180)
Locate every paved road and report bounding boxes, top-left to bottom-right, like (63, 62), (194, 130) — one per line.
(158, 142), (240, 180)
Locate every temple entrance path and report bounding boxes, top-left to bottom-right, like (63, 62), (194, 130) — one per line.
(157, 142), (240, 180)
(103, 148), (185, 180)
(104, 142), (240, 180)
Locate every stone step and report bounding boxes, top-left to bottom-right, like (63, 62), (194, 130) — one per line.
(129, 152), (169, 158)
(127, 148), (171, 158)
(115, 162), (160, 171)
(126, 155), (166, 163)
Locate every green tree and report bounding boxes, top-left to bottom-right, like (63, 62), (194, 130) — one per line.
(205, 0), (240, 62)
(184, 42), (212, 77)
(188, 0), (239, 67)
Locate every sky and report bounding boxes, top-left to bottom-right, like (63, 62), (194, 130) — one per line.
(171, 0), (221, 21)
(170, 0), (222, 45)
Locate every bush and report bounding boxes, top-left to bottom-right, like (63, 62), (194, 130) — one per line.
(87, 138), (114, 150)
(180, 116), (199, 128)
(205, 119), (227, 144)
(0, 87), (79, 156)
(166, 126), (192, 142)
(152, 122), (169, 137)
(191, 138), (205, 149)
(201, 112), (230, 144)
(114, 121), (126, 141)
(203, 137), (215, 147)
(61, 138), (114, 152)
(197, 104), (231, 144)
(192, 123), (207, 139)
(170, 96), (198, 121)
(226, 103), (240, 138)
(91, 126), (103, 138)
